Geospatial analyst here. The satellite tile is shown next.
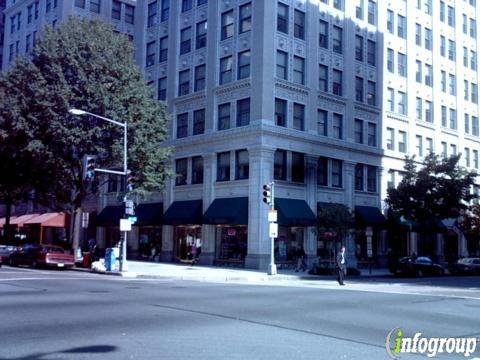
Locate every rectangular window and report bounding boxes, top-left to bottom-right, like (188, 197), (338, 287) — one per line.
(426, 137), (433, 154)
(319, 64), (328, 92)
(367, 81), (376, 106)
(192, 156), (203, 184)
(440, 36), (446, 57)
(27, 5), (33, 24)
(221, 10), (234, 40)
(275, 98), (287, 127)
(219, 56), (233, 85)
(178, 69), (190, 96)
(182, 0), (192, 12)
(317, 157), (328, 186)
(318, 109), (328, 136)
(424, 28), (432, 50)
(332, 113), (343, 139)
(75, 0), (85, 8)
(161, 0), (169, 22)
(387, 48), (394, 72)
(464, 47), (469, 67)
(236, 149), (249, 180)
(440, 1), (445, 22)
(294, 10), (305, 39)
(196, 21), (207, 49)
(425, 100), (433, 123)
(386, 127), (394, 150)
(159, 36), (168, 62)
(354, 119), (363, 144)
(158, 77), (167, 101)
(146, 41), (156, 67)
(449, 108), (457, 130)
(441, 142), (447, 158)
(112, 1), (121, 20)
(293, 56), (305, 85)
(276, 50), (288, 80)
(415, 60), (422, 83)
(465, 114), (470, 134)
(333, 0), (343, 10)
(449, 73), (456, 95)
(463, 14), (468, 34)
(331, 159), (343, 188)
(397, 15), (406, 39)
(193, 109), (205, 135)
(355, 35), (364, 61)
(217, 152), (230, 182)
(387, 10), (394, 33)
(367, 122), (376, 146)
(398, 130), (407, 153)
(355, 164), (364, 191)
(474, 116), (480, 136)
(416, 97), (423, 120)
(441, 71), (446, 92)
(148, 1), (158, 27)
(238, 50), (251, 80)
(176, 113), (188, 138)
(366, 165), (377, 192)
(448, 40), (456, 61)
(473, 150), (479, 169)
(472, 83), (478, 104)
(416, 135), (423, 157)
(447, 6), (455, 27)
(471, 19), (477, 39)
(180, 27), (192, 55)
(125, 4), (134, 24)
(277, 2), (289, 34)
(415, 23), (422, 46)
(441, 105), (447, 126)
(292, 152), (305, 183)
(274, 150), (287, 181)
(194, 64), (206, 91)
(239, 3), (252, 34)
(319, 20), (328, 48)
(332, 26), (343, 54)
(90, 0), (101, 13)
(293, 103), (305, 131)
(425, 64), (432, 86)
(367, 0), (376, 25)
(387, 88), (394, 112)
(175, 158), (188, 185)
(398, 52), (407, 77)
(451, 144), (457, 156)
(355, 76), (364, 102)
(471, 51), (477, 70)
(465, 148), (471, 167)
(218, 103), (231, 130)
(367, 40), (376, 66)
(236, 98), (250, 127)
(398, 91), (407, 115)
(332, 69), (342, 96)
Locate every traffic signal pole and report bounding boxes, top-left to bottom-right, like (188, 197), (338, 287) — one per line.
(263, 182), (277, 275)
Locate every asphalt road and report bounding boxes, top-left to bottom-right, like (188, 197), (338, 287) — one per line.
(0, 266), (479, 360)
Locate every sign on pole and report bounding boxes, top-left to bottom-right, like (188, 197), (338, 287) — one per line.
(269, 223), (278, 238)
(81, 212), (89, 228)
(120, 219), (132, 232)
(268, 210), (278, 223)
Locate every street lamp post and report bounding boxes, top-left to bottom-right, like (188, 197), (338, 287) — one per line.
(69, 108), (129, 272)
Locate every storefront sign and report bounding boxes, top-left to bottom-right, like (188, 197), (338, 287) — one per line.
(227, 229), (237, 236)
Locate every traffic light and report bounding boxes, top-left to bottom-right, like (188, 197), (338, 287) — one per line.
(84, 155), (96, 180)
(262, 184), (271, 205)
(126, 169), (136, 192)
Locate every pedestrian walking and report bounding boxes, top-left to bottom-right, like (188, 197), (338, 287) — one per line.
(336, 245), (347, 285)
(295, 247), (307, 272)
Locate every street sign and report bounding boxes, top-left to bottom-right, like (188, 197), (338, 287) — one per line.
(269, 223), (278, 238)
(120, 219), (132, 232)
(268, 210), (277, 222)
(128, 216), (138, 225)
(81, 212), (89, 228)
(125, 200), (135, 215)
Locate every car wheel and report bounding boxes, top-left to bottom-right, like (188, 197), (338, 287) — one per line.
(31, 260), (38, 269)
(9, 258), (16, 267)
(417, 269), (424, 277)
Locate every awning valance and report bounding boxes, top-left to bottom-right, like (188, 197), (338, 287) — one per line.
(203, 197), (248, 225)
(163, 200), (202, 225)
(135, 202), (163, 226)
(24, 212), (69, 227)
(355, 206), (387, 228)
(275, 198), (316, 227)
(95, 206), (124, 226)
(0, 216), (17, 228)
(10, 214), (41, 227)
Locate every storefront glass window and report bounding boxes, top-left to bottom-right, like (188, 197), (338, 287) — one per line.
(216, 226), (247, 261)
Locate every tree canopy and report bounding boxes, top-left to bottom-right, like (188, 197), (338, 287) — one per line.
(0, 17), (171, 214)
(316, 203), (355, 244)
(385, 154), (478, 225)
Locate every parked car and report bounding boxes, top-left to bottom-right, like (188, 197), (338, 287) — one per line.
(0, 245), (17, 263)
(394, 256), (445, 277)
(450, 257), (480, 275)
(9, 244), (74, 269)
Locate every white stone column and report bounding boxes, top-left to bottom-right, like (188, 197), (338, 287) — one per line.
(305, 155), (318, 265)
(201, 153), (216, 265)
(245, 146), (275, 270)
(160, 175), (175, 261)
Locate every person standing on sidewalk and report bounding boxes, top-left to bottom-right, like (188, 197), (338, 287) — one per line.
(336, 245), (347, 285)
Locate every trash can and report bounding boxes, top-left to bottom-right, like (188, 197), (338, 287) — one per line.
(105, 248), (116, 271)
(82, 252), (91, 268)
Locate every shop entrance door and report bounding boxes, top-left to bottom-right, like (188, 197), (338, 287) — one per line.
(174, 226), (201, 262)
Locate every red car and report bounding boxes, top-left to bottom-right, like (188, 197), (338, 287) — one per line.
(9, 244), (74, 269)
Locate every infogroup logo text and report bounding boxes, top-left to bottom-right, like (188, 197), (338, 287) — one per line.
(385, 327), (478, 359)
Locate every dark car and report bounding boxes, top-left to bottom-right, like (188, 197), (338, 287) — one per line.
(0, 245), (17, 264)
(450, 257), (480, 275)
(9, 244), (74, 269)
(394, 256), (445, 277)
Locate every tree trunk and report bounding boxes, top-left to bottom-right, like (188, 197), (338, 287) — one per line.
(4, 199), (12, 243)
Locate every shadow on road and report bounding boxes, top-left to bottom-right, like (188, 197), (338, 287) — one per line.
(0, 345), (117, 360)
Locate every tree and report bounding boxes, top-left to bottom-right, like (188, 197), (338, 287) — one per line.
(316, 203), (355, 251)
(0, 18), (171, 248)
(386, 154), (478, 227)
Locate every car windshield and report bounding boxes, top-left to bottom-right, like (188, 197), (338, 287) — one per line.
(415, 257), (432, 264)
(43, 246), (64, 254)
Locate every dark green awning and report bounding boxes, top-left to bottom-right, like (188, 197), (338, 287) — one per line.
(135, 202), (163, 226)
(275, 198), (316, 227)
(355, 206), (387, 228)
(163, 200), (203, 225)
(95, 205), (124, 226)
(203, 197), (248, 225)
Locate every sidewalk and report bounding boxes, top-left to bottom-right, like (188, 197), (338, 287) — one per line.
(74, 260), (391, 284)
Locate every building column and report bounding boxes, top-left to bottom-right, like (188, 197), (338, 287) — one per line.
(201, 153), (216, 265)
(305, 155), (318, 265)
(160, 175), (175, 262)
(245, 146), (275, 270)
(436, 233), (444, 263)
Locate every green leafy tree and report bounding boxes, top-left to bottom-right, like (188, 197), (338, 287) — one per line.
(386, 154), (478, 227)
(316, 203), (355, 248)
(0, 18), (171, 247)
